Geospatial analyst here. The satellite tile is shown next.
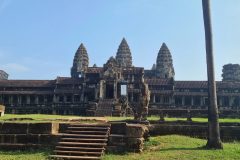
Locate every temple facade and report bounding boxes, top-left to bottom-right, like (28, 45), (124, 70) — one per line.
(0, 38), (240, 116)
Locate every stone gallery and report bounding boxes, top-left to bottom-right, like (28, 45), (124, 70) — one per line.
(0, 38), (240, 116)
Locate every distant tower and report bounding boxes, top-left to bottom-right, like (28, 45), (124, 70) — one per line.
(0, 70), (8, 80)
(71, 43), (89, 78)
(222, 64), (240, 81)
(156, 43), (175, 79)
(116, 38), (132, 67)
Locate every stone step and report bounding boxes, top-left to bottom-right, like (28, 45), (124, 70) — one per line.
(49, 155), (101, 160)
(55, 146), (104, 152)
(66, 131), (108, 135)
(61, 134), (108, 138)
(68, 127), (109, 131)
(54, 150), (103, 156)
(61, 138), (108, 142)
(58, 142), (107, 147)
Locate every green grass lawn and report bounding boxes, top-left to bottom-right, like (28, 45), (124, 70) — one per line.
(0, 149), (51, 160)
(0, 135), (239, 160)
(103, 135), (240, 160)
(1, 114), (240, 123)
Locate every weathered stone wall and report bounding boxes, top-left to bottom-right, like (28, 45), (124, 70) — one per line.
(149, 122), (240, 141)
(0, 122), (60, 150)
(148, 109), (240, 118)
(107, 122), (149, 153)
(0, 122), (59, 134)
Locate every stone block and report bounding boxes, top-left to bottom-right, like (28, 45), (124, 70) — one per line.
(126, 137), (144, 152)
(28, 123), (59, 134)
(0, 123), (28, 134)
(126, 124), (146, 138)
(110, 122), (126, 134)
(108, 134), (125, 146)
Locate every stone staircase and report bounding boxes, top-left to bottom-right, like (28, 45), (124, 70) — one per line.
(95, 99), (114, 116)
(50, 123), (110, 160)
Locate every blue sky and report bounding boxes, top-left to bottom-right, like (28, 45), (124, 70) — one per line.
(0, 0), (239, 80)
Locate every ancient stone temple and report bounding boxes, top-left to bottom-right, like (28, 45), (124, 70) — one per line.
(0, 70), (8, 80)
(0, 38), (240, 116)
(222, 64), (240, 82)
(155, 43), (175, 79)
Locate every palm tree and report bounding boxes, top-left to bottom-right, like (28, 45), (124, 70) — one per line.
(202, 0), (223, 149)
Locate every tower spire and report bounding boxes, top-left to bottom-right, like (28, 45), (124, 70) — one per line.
(71, 43), (89, 78)
(116, 38), (132, 67)
(156, 43), (175, 79)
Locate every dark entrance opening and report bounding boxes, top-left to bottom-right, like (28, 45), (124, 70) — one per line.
(106, 84), (114, 99)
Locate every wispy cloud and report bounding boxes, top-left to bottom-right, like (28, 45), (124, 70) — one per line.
(0, 63), (30, 72)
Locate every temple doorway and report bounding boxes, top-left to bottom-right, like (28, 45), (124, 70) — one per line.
(106, 84), (114, 99)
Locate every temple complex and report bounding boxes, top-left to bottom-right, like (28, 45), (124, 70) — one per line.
(0, 38), (240, 116)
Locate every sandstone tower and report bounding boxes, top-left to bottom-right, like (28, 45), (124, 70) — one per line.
(222, 64), (240, 81)
(116, 38), (132, 67)
(156, 43), (175, 79)
(71, 43), (89, 78)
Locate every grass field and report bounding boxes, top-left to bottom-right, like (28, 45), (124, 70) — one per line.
(0, 135), (239, 160)
(1, 114), (240, 123)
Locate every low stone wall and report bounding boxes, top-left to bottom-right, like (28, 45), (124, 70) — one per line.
(0, 122), (59, 134)
(107, 122), (149, 153)
(149, 122), (240, 141)
(0, 122), (60, 150)
(148, 109), (240, 118)
(0, 105), (5, 117)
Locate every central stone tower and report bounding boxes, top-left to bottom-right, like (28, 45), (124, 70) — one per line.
(71, 43), (89, 78)
(156, 43), (175, 79)
(116, 38), (132, 67)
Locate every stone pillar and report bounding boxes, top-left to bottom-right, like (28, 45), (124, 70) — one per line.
(200, 97), (204, 106)
(131, 92), (134, 102)
(9, 96), (13, 105)
(153, 94), (156, 103)
(160, 96), (164, 104)
(99, 81), (104, 99)
(229, 97), (234, 107)
(191, 96), (194, 106)
(64, 95), (67, 103)
(181, 96), (185, 106)
(53, 95), (57, 103)
(18, 95), (21, 104)
(35, 96), (39, 104)
(26, 95), (30, 104)
(219, 97), (223, 107)
(114, 81), (117, 99)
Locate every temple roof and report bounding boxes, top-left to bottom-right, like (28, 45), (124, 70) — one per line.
(0, 80), (55, 87)
(116, 38), (132, 67)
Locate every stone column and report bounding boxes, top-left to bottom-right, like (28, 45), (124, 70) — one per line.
(191, 96), (194, 106)
(35, 96), (39, 104)
(153, 94), (156, 103)
(181, 96), (185, 106)
(114, 81), (117, 99)
(18, 95), (21, 104)
(200, 97), (204, 106)
(64, 95), (67, 103)
(9, 96), (13, 105)
(219, 97), (223, 107)
(229, 97), (234, 107)
(131, 92), (134, 102)
(27, 95), (30, 104)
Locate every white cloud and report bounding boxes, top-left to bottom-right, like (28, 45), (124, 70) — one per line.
(0, 63), (30, 72)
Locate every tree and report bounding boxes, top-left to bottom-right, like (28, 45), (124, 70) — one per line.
(202, 0), (223, 149)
